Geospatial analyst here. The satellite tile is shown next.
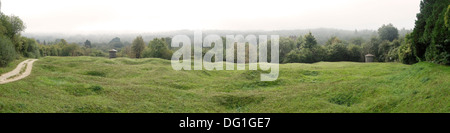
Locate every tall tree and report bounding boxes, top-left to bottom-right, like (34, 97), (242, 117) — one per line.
(109, 37), (124, 48)
(351, 37), (364, 46)
(131, 36), (145, 58)
(0, 36), (16, 67)
(410, 0), (450, 64)
(325, 36), (343, 46)
(84, 40), (91, 48)
(59, 39), (68, 45)
(279, 37), (296, 63)
(378, 23), (399, 42)
(0, 14), (25, 38)
(295, 35), (304, 49)
(302, 32), (318, 49)
(62, 44), (80, 56)
(362, 36), (382, 57)
(144, 38), (172, 59)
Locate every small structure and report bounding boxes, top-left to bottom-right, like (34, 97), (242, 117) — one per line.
(365, 54), (375, 62)
(109, 49), (117, 59)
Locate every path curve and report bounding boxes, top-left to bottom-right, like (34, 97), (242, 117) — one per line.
(0, 59), (38, 84)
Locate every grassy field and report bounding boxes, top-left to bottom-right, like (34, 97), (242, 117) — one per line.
(0, 56), (448, 113)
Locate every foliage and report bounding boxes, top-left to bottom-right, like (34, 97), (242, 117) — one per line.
(326, 43), (350, 61)
(377, 40), (391, 61)
(131, 36), (145, 58)
(61, 44), (81, 56)
(109, 37), (123, 49)
(410, 0), (450, 65)
(378, 23), (399, 42)
(0, 35), (16, 67)
(0, 11), (38, 67)
(21, 37), (40, 58)
(143, 38), (172, 59)
(362, 36), (381, 60)
(347, 44), (362, 62)
(325, 36), (343, 46)
(295, 35), (304, 48)
(84, 40), (91, 48)
(279, 37), (296, 63)
(398, 34), (417, 64)
(284, 33), (325, 63)
(302, 32), (318, 49)
(0, 13), (25, 39)
(350, 37), (364, 46)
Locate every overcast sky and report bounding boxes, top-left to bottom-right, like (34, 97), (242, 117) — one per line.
(2, 0), (421, 34)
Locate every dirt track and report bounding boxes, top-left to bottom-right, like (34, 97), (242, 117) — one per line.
(0, 59), (38, 84)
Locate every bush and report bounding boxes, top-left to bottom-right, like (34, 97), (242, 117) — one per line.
(347, 44), (362, 62)
(398, 35), (417, 64)
(284, 46), (325, 63)
(22, 38), (40, 58)
(326, 43), (350, 61)
(0, 36), (17, 67)
(144, 38), (173, 59)
(89, 49), (106, 57)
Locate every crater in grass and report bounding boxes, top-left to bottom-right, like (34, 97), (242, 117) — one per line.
(302, 70), (319, 76)
(328, 91), (361, 107)
(242, 79), (283, 89)
(85, 71), (106, 77)
(242, 70), (262, 80)
(169, 82), (193, 90)
(65, 85), (104, 96)
(67, 63), (78, 67)
(40, 65), (56, 71)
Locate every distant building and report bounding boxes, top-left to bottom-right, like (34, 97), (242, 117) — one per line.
(109, 49), (117, 59)
(365, 54), (375, 62)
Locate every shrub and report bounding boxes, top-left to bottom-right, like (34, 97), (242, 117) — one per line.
(398, 35), (417, 64)
(284, 46), (325, 63)
(326, 43), (350, 62)
(0, 36), (17, 67)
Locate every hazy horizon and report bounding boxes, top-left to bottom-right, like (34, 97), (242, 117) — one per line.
(2, 0), (421, 34)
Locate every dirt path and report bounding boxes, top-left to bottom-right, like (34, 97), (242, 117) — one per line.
(0, 59), (38, 84)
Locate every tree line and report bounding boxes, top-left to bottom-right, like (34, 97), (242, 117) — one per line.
(112, 23), (404, 64)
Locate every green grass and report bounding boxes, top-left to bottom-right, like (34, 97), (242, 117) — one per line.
(0, 56), (448, 113)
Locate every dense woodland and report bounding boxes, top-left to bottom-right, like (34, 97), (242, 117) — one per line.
(0, 0), (449, 67)
(0, 12), (40, 67)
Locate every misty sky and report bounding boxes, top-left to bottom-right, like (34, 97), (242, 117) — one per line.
(2, 0), (421, 34)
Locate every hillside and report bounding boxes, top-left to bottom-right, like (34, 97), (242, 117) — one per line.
(0, 56), (448, 113)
